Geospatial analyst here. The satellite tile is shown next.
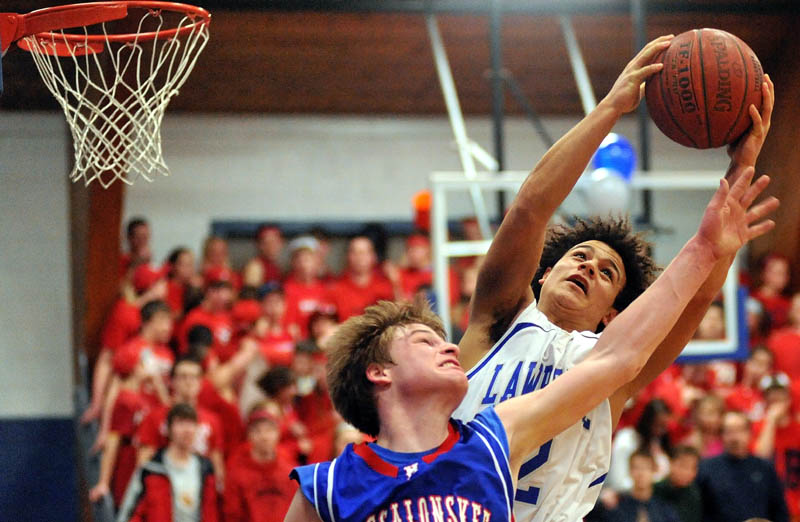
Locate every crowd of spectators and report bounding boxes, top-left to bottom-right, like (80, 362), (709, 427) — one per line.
(84, 217), (800, 522)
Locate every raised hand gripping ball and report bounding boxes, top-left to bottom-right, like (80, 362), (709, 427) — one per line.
(645, 28), (763, 149)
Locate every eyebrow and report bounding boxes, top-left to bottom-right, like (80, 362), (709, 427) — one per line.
(574, 244), (622, 281)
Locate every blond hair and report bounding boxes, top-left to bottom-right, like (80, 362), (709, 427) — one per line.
(326, 298), (445, 437)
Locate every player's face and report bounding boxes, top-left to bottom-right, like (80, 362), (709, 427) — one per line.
(259, 228), (284, 259)
(206, 238), (228, 265)
(386, 323), (468, 404)
(721, 413), (750, 458)
(744, 350), (771, 382)
(150, 311), (174, 344)
(292, 249), (318, 279)
(129, 224), (150, 252)
(249, 420), (280, 454)
(169, 418), (198, 451)
(348, 238), (376, 274)
(669, 454), (698, 488)
(172, 362), (203, 402)
(628, 455), (655, 489)
(762, 257), (789, 292)
(538, 241), (626, 327)
(173, 251), (196, 281)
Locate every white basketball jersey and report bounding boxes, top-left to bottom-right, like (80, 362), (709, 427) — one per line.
(453, 300), (612, 522)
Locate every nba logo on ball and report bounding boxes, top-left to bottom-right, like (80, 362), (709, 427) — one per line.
(645, 28), (763, 149)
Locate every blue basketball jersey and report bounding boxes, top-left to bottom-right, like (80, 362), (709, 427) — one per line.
(291, 408), (514, 522)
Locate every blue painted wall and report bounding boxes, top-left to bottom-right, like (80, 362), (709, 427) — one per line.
(0, 418), (78, 521)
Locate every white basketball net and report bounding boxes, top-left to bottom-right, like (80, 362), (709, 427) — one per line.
(22, 7), (209, 187)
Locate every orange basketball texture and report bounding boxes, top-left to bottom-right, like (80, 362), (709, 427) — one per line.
(645, 29), (763, 149)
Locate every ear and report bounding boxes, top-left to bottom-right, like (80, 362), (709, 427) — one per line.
(601, 307), (619, 327)
(366, 362), (391, 387)
(538, 267), (552, 285)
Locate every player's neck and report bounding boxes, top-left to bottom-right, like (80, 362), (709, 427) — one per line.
(349, 271), (371, 286)
(538, 300), (597, 332)
(375, 398), (453, 453)
(140, 328), (159, 343)
(166, 444), (192, 464)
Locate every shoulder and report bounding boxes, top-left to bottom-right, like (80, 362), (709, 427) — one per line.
(197, 454), (215, 476)
(461, 408), (510, 459)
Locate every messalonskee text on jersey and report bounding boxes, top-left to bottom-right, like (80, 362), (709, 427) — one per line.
(365, 495), (492, 522)
(480, 361), (564, 405)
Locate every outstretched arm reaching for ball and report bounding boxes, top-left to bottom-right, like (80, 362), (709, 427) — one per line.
(608, 75), (776, 423)
(497, 166), (777, 475)
(458, 35), (673, 371)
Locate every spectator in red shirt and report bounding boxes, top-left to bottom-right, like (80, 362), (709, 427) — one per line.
(91, 300), (174, 453)
(201, 236), (242, 290)
(258, 283), (298, 367)
(89, 348), (153, 508)
(308, 310), (339, 350)
(223, 408), (297, 522)
(384, 233), (460, 305)
(118, 403), (219, 522)
(746, 296), (772, 348)
(767, 292), (800, 382)
(178, 279), (234, 355)
(136, 357), (225, 484)
(752, 254), (792, 329)
(243, 224), (284, 287)
(284, 236), (334, 338)
(680, 393), (724, 458)
(450, 261), (480, 341)
(164, 247), (202, 317)
(329, 236), (396, 321)
(752, 375), (800, 518)
(82, 265), (168, 425)
(292, 342), (337, 464)
(120, 217), (151, 277)
(726, 346), (773, 422)
(309, 226), (336, 283)
(257, 366), (311, 466)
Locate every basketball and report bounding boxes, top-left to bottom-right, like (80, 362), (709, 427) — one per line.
(645, 28), (763, 149)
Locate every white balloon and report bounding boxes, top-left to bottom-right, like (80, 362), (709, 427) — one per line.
(583, 168), (630, 216)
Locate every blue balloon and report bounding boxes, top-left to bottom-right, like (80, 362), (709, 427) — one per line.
(592, 133), (636, 181)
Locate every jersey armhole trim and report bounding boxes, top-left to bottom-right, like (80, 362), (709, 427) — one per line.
(467, 322), (546, 380)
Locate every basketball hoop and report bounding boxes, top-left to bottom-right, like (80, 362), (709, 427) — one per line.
(8, 2), (210, 187)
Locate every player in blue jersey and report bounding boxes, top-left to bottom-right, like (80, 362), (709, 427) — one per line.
(284, 164), (776, 522)
(453, 36), (776, 520)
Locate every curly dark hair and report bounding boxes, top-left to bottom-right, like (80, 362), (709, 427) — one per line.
(531, 216), (659, 332)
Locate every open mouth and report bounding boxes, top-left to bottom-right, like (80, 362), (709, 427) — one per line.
(566, 275), (588, 295)
(440, 360), (461, 369)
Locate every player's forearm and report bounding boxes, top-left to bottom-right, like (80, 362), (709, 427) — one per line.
(618, 254), (734, 403)
(515, 100), (622, 218)
(99, 377), (120, 435)
(596, 235), (719, 378)
(90, 350), (113, 406)
(753, 421), (777, 457)
(97, 434), (121, 486)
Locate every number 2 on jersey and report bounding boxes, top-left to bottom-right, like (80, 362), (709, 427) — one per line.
(514, 439), (552, 505)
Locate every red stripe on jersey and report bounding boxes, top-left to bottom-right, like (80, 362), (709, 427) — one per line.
(422, 421), (459, 463)
(352, 443), (399, 478)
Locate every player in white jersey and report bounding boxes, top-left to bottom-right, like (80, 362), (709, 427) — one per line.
(454, 35), (776, 521)
(284, 168), (777, 522)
